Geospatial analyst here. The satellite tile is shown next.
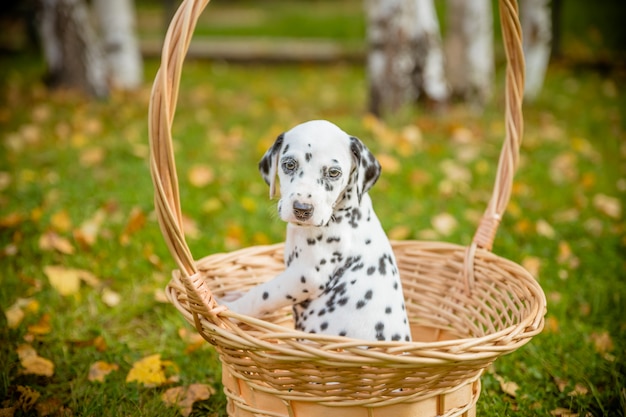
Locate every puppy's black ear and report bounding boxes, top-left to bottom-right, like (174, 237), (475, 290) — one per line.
(258, 133), (284, 199)
(349, 136), (381, 203)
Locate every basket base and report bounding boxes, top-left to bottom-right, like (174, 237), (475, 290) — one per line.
(222, 366), (479, 417)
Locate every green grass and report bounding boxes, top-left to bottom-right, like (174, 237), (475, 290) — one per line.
(1, 2), (626, 416)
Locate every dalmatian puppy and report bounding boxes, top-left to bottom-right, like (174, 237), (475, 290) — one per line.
(220, 120), (412, 342)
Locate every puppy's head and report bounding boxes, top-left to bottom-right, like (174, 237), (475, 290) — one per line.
(259, 120), (381, 226)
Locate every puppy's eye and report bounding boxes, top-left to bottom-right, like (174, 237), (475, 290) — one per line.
(327, 167), (342, 178)
(281, 158), (297, 173)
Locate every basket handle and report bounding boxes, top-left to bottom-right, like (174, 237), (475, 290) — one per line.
(149, 0), (217, 315)
(149, 0), (524, 305)
(472, 0), (525, 251)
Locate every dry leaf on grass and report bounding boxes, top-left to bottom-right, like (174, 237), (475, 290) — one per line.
(50, 210), (73, 232)
(550, 407), (579, 417)
(521, 256), (542, 277)
(377, 154), (400, 174)
(162, 384), (215, 417)
(536, 219), (556, 239)
(126, 354), (179, 387)
(4, 298), (39, 329)
(592, 194), (621, 219)
(178, 328), (206, 354)
(74, 209), (106, 248)
(493, 373), (519, 397)
(101, 288), (121, 307)
(590, 331), (614, 354)
(88, 361), (119, 382)
(431, 213), (458, 237)
(39, 231), (75, 255)
(16, 344), (54, 377)
(27, 313), (51, 335)
(43, 266), (100, 296)
(5, 385), (41, 414)
(188, 165), (215, 188)
(120, 207), (147, 246)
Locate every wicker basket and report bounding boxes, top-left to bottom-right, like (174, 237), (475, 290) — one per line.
(148, 0), (547, 416)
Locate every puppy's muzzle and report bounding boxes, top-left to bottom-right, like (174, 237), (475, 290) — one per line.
(293, 201), (314, 221)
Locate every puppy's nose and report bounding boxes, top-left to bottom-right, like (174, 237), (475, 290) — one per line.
(293, 201), (314, 221)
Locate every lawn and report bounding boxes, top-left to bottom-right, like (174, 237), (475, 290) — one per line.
(1, 1), (625, 417)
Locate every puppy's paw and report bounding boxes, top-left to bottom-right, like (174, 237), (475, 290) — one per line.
(219, 290), (245, 303)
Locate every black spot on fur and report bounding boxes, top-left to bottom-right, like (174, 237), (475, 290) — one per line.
(262, 292), (269, 300)
(385, 307), (392, 314)
(347, 208), (362, 228)
(378, 255), (387, 275)
(351, 262), (364, 272)
(321, 322), (328, 330)
(375, 322), (385, 341)
(367, 266), (376, 275)
(326, 236), (340, 243)
(307, 238), (316, 245)
(305, 152), (312, 162)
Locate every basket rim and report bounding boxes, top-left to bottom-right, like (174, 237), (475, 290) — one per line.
(166, 240), (546, 364)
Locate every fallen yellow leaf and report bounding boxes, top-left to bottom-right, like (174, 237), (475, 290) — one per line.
(550, 407), (579, 417)
(388, 225), (411, 241)
(162, 384), (215, 417)
(16, 344), (54, 377)
(188, 165), (215, 188)
(592, 193), (621, 219)
(377, 154), (400, 174)
(521, 256), (542, 277)
(178, 328), (206, 354)
(126, 354), (179, 387)
(79, 147), (106, 167)
(590, 331), (614, 354)
(101, 288), (121, 307)
(493, 373), (519, 397)
(431, 213), (458, 237)
(536, 219), (556, 239)
(43, 265), (81, 296)
(11, 385), (41, 413)
(74, 209), (106, 248)
(88, 361), (119, 382)
(0, 212), (25, 228)
(39, 231), (75, 255)
(120, 207), (147, 246)
(27, 313), (51, 335)
(50, 210), (73, 233)
(4, 298), (38, 329)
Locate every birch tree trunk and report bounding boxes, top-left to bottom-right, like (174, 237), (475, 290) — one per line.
(444, 0), (494, 106)
(93, 0), (143, 90)
(365, 0), (448, 117)
(520, 0), (551, 101)
(38, 0), (108, 98)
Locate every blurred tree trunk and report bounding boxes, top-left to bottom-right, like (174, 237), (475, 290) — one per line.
(521, 0), (551, 101)
(38, 0), (108, 98)
(444, 0), (494, 106)
(93, 0), (143, 90)
(365, 0), (448, 117)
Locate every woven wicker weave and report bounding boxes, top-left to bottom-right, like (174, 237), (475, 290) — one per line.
(148, 1), (547, 416)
